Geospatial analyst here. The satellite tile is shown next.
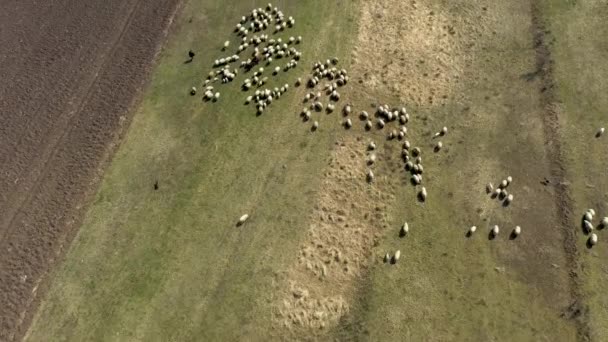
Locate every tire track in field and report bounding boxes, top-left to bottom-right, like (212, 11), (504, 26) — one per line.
(529, 2), (591, 340)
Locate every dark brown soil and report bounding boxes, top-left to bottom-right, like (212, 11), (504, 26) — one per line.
(0, 0), (181, 340)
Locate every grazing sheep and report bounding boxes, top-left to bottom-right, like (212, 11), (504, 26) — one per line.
(314, 102), (323, 111)
(365, 120), (373, 130)
(486, 183), (494, 193)
(435, 141), (443, 151)
(399, 115), (407, 124)
(584, 211), (593, 222)
(368, 141), (376, 150)
(398, 131), (405, 140)
(327, 103), (335, 113)
(392, 250), (401, 263)
(214, 92), (220, 100)
(601, 217), (608, 228)
(384, 253), (390, 263)
(512, 225), (521, 238)
(588, 209), (596, 216)
(190, 87), (197, 95)
(368, 153), (377, 164)
(360, 111), (369, 120)
(238, 214), (249, 225)
(377, 119), (385, 129)
(500, 180), (508, 188)
(419, 187), (427, 201)
(491, 225), (499, 237)
(344, 118), (352, 128)
(584, 220), (594, 233)
(400, 222), (409, 237)
(403, 141), (411, 150)
(405, 161), (414, 171)
(343, 105), (352, 115)
(412, 147), (421, 157)
(246, 95), (253, 104)
(441, 126), (448, 135)
(468, 226), (477, 235)
(499, 190), (508, 200)
(223, 40), (230, 49)
(506, 176), (513, 184)
(590, 233), (598, 246)
(312, 121), (319, 130)
(597, 128), (605, 137)
(367, 169), (374, 183)
(504, 194), (513, 205)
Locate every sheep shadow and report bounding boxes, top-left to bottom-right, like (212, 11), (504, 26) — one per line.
(490, 191), (498, 199)
(502, 200), (511, 208)
(509, 231), (518, 240)
(390, 257), (398, 264)
(488, 231), (497, 240)
(434, 145), (441, 153)
(596, 131), (603, 138)
(580, 218), (590, 235)
(310, 125), (318, 132)
(465, 230), (474, 238)
(183, 58), (193, 64)
(417, 192), (426, 202)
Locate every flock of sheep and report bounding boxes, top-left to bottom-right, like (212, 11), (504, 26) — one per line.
(194, 4), (603, 269)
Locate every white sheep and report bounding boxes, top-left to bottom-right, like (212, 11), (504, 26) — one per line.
(597, 128), (605, 137)
(468, 226), (477, 235)
(584, 220), (594, 233)
(486, 183), (494, 194)
(500, 179), (508, 188)
(505, 194), (513, 205)
(403, 141), (411, 150)
(506, 176), (513, 184)
(412, 147), (421, 157)
(312, 121), (319, 130)
(512, 225), (521, 238)
(344, 118), (352, 128)
(588, 209), (596, 216)
(367, 169), (374, 183)
(377, 119), (385, 128)
(238, 214), (249, 225)
(393, 250), (401, 263)
(360, 111), (369, 120)
(368, 141), (376, 150)
(344, 105), (352, 115)
(601, 217), (608, 228)
(590, 233), (598, 246)
(584, 211), (593, 222)
(435, 141), (443, 151)
(400, 222), (409, 236)
(420, 187), (427, 201)
(368, 153), (377, 164)
(365, 120), (373, 130)
(384, 253), (390, 263)
(223, 40), (230, 49)
(491, 225), (499, 237)
(214, 92), (220, 100)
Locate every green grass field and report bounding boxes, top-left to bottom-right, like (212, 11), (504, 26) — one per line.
(26, 0), (608, 340)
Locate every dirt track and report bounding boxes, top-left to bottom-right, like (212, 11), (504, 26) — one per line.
(0, 0), (180, 340)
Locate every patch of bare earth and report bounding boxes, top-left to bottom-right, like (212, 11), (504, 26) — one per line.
(351, 0), (490, 107)
(273, 135), (396, 336)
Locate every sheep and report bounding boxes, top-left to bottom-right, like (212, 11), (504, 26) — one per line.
(400, 222), (409, 237)
(493, 188), (502, 198)
(327, 103), (335, 113)
(223, 40), (230, 49)
(214, 92), (220, 100)
(512, 225), (521, 238)
(245, 95), (253, 104)
(377, 119), (385, 129)
(392, 250), (401, 263)
(405, 161), (414, 171)
(589, 233), (598, 246)
(384, 253), (390, 263)
(588, 209), (596, 216)
(314, 102), (323, 111)
(500, 180), (508, 188)
(304, 111), (311, 121)
(190, 87), (197, 95)
(366, 169), (374, 183)
(398, 131), (405, 140)
(504, 194), (513, 205)
(601, 217), (608, 228)
(499, 190), (508, 200)
(295, 77), (301, 86)
(435, 141), (443, 151)
(468, 226), (477, 236)
(584, 220), (594, 234)
(312, 121), (319, 130)
(584, 211), (593, 222)
(368, 153), (377, 165)
(417, 164), (424, 174)
(365, 120), (373, 130)
(360, 111), (369, 120)
(368, 141), (376, 150)
(343, 105), (352, 115)
(486, 183), (494, 194)
(344, 118), (352, 129)
(419, 187), (427, 201)
(491, 225), (499, 237)
(597, 127), (605, 137)
(237, 214), (249, 226)
(403, 141), (411, 150)
(412, 147), (421, 157)
(274, 66), (280, 74)
(506, 176), (513, 185)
